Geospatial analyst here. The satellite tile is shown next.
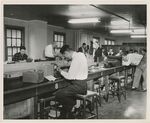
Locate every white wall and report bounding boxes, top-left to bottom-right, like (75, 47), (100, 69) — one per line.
(28, 20), (47, 59)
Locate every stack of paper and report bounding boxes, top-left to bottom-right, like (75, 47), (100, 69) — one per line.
(45, 75), (56, 81)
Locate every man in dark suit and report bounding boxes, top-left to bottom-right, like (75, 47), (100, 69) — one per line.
(94, 46), (102, 62)
(78, 43), (86, 54)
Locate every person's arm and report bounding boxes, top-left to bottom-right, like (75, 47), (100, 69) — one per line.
(122, 55), (131, 66)
(24, 54), (28, 60)
(12, 53), (18, 61)
(59, 57), (79, 80)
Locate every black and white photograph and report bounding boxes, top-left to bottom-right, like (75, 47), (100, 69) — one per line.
(1, 1), (149, 121)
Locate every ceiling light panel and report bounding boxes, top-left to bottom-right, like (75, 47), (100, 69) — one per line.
(68, 18), (100, 24)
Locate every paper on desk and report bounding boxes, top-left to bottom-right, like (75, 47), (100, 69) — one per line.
(45, 75), (56, 81)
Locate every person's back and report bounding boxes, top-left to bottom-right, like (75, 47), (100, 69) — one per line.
(45, 44), (54, 58)
(74, 52), (88, 79)
(122, 52), (143, 66)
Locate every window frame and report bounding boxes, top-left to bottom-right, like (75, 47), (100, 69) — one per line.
(104, 38), (115, 45)
(53, 31), (66, 50)
(4, 25), (25, 61)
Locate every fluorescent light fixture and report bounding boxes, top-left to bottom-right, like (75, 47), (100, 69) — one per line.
(68, 18), (100, 24)
(111, 20), (129, 25)
(131, 28), (146, 35)
(110, 29), (132, 34)
(130, 35), (147, 38)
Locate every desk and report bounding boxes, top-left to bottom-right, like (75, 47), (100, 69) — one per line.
(4, 65), (134, 118)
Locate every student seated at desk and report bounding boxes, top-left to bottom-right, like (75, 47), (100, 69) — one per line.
(55, 45), (88, 119)
(12, 46), (28, 62)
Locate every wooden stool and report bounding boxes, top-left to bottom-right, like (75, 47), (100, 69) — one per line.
(75, 90), (99, 119)
(108, 75), (126, 102)
(94, 77), (109, 105)
(38, 95), (60, 119)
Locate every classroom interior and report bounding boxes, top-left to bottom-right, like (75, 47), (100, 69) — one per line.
(3, 5), (147, 119)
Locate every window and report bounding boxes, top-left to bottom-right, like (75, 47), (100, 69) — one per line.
(53, 32), (65, 53)
(104, 39), (115, 45)
(5, 25), (24, 61)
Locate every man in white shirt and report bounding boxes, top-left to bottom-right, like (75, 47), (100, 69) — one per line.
(122, 50), (143, 66)
(55, 45), (88, 119)
(45, 42), (57, 60)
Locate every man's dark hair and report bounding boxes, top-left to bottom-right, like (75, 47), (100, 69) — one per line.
(82, 43), (86, 46)
(134, 50), (138, 53)
(129, 49), (133, 53)
(20, 46), (26, 50)
(60, 45), (70, 54)
(141, 48), (146, 53)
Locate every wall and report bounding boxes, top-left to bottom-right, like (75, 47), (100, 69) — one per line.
(28, 20), (47, 59)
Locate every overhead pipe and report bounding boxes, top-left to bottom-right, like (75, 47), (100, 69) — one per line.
(90, 4), (130, 22)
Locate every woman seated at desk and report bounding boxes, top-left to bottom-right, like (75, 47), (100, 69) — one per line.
(12, 46), (28, 62)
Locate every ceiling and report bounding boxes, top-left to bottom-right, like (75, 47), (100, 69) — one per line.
(4, 5), (146, 34)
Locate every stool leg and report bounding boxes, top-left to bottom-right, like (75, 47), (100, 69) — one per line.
(83, 99), (86, 119)
(40, 99), (45, 119)
(117, 80), (121, 103)
(95, 96), (99, 119)
(97, 96), (101, 107)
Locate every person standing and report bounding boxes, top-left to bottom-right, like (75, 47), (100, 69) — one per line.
(45, 42), (57, 60)
(78, 43), (87, 54)
(94, 44), (103, 62)
(55, 45), (88, 118)
(89, 41), (93, 56)
(132, 49), (147, 91)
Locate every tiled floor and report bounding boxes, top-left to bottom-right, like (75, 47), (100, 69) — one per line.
(98, 90), (146, 119)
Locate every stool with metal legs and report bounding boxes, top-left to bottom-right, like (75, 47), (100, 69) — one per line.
(38, 95), (61, 119)
(108, 75), (126, 102)
(75, 90), (99, 119)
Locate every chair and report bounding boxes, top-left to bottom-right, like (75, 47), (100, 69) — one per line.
(75, 90), (99, 119)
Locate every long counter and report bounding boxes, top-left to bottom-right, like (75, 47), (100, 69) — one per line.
(4, 62), (135, 119)
(4, 65), (133, 105)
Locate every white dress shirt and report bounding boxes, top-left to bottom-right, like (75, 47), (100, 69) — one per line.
(45, 44), (54, 57)
(122, 53), (143, 66)
(60, 52), (88, 80)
